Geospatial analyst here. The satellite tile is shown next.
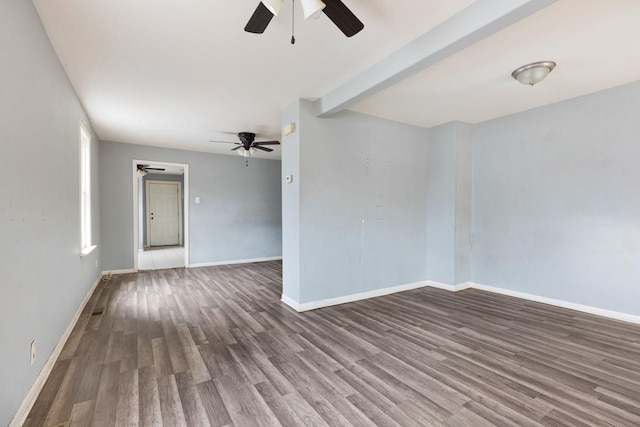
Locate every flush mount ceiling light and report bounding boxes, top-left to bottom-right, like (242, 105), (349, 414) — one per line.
(512, 61), (556, 86)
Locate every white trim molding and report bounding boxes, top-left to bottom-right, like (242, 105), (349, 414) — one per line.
(280, 278), (640, 325)
(470, 282), (640, 326)
(281, 295), (302, 312)
(79, 245), (97, 257)
(10, 273), (103, 427)
(132, 160), (190, 272)
(281, 281), (429, 312)
(427, 280), (473, 292)
(189, 256), (282, 269)
(102, 268), (137, 275)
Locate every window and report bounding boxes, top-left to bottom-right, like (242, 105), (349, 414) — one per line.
(80, 123), (95, 255)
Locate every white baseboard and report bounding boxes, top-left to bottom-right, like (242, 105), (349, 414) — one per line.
(470, 282), (640, 325)
(280, 278), (640, 325)
(281, 281), (429, 312)
(10, 273), (103, 427)
(188, 256), (282, 268)
(427, 280), (473, 292)
(103, 268), (137, 275)
(280, 295), (302, 312)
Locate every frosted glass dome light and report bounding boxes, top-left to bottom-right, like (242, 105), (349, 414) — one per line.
(512, 61), (556, 86)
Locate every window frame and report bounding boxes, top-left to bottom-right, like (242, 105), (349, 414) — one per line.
(80, 123), (95, 256)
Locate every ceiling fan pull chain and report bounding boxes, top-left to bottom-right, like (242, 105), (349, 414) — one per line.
(291, 0), (296, 44)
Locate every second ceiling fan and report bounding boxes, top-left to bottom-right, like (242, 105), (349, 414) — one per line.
(210, 132), (280, 157)
(245, 0), (364, 38)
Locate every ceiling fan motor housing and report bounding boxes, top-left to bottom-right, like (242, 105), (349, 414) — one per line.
(238, 132), (256, 149)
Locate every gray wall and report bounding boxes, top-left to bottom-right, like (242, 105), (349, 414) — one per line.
(100, 141), (282, 270)
(0, 2), (101, 423)
(426, 124), (457, 284)
(282, 81), (640, 317)
(426, 122), (473, 285)
(472, 81), (640, 315)
(281, 101), (302, 302)
(282, 100), (429, 304)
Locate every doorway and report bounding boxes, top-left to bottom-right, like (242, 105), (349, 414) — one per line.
(133, 160), (189, 270)
(146, 180), (182, 247)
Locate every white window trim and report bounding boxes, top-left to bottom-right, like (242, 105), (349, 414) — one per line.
(80, 122), (95, 257)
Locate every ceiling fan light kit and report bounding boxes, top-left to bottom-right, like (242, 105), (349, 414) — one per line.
(245, 0), (364, 40)
(512, 61), (556, 86)
(210, 132), (280, 157)
(237, 147), (258, 157)
(300, 0), (326, 20)
(261, 0), (283, 16)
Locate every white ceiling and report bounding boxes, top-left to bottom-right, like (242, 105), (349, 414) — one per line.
(351, 0), (640, 127)
(33, 0), (640, 159)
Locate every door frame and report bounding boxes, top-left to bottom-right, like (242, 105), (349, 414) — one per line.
(132, 160), (190, 270)
(145, 180), (183, 248)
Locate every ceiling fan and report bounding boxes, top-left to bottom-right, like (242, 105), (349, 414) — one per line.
(137, 164), (165, 176)
(210, 132), (280, 157)
(245, 0), (364, 39)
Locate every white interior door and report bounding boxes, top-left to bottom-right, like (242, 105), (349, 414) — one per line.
(147, 181), (181, 247)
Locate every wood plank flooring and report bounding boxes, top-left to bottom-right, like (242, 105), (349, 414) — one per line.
(25, 261), (640, 426)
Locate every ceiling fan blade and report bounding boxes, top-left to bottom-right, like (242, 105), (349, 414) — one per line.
(244, 3), (274, 34)
(254, 140), (280, 145)
(212, 130), (240, 135)
(254, 145), (274, 152)
(209, 140), (240, 144)
(231, 146), (243, 151)
(323, 0), (364, 37)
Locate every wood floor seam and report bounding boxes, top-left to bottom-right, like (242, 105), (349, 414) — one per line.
(24, 261), (640, 426)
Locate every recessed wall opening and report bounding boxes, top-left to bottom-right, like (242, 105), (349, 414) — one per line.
(132, 160), (190, 270)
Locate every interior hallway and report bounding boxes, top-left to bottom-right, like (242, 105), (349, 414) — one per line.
(138, 246), (185, 270)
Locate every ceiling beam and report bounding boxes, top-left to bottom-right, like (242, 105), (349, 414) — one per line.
(313, 0), (558, 118)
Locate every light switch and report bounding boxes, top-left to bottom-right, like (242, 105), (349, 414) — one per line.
(195, 196), (200, 204)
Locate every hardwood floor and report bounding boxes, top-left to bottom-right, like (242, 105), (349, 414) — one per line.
(25, 261), (640, 426)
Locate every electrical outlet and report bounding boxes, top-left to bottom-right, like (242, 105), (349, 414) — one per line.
(30, 340), (36, 365)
